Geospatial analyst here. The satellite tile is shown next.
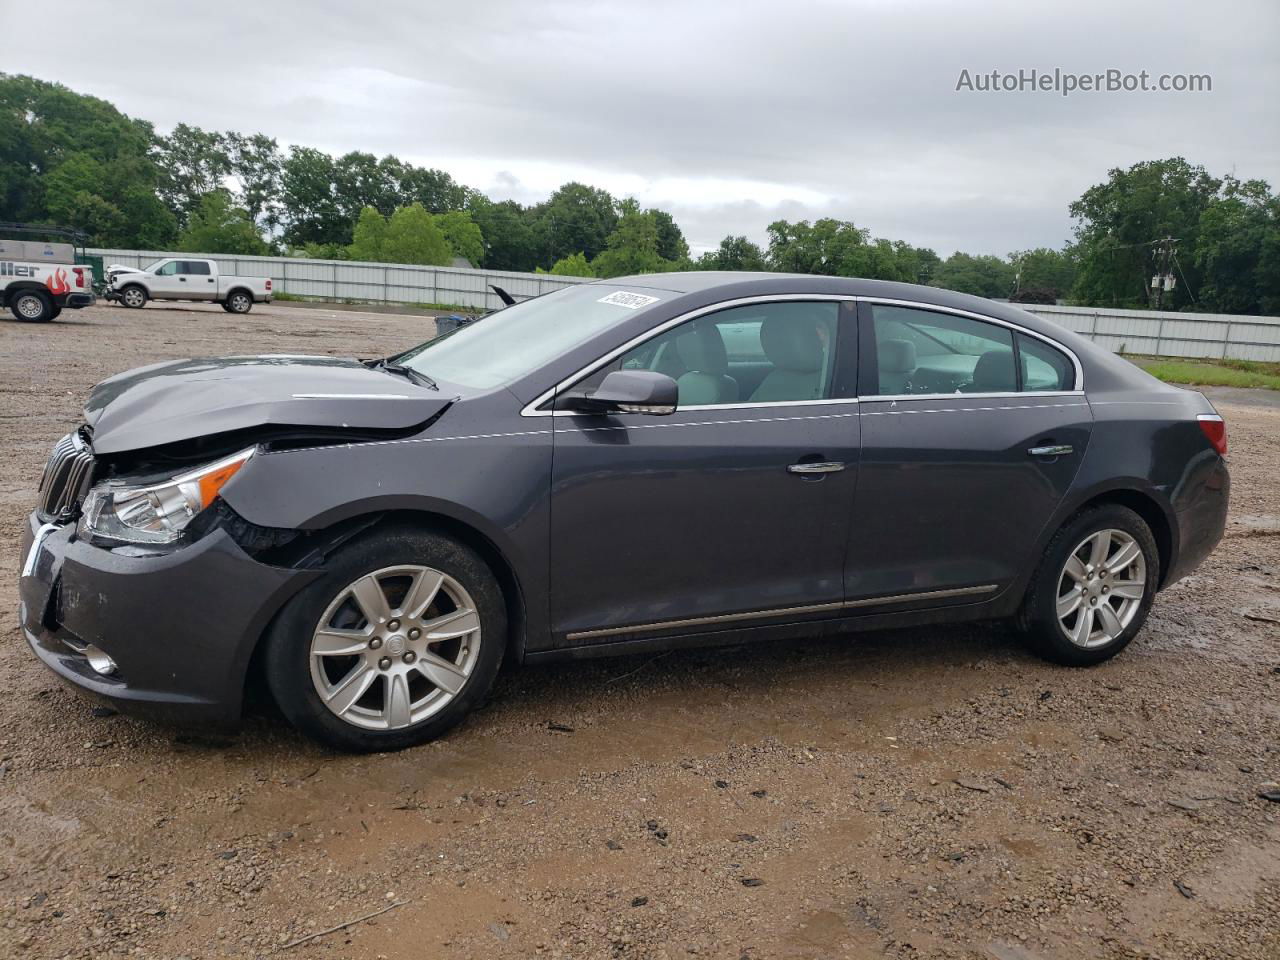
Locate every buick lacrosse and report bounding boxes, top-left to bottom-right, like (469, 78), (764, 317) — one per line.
(20, 273), (1229, 751)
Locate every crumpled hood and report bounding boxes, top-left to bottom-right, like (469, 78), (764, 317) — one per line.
(85, 355), (452, 455)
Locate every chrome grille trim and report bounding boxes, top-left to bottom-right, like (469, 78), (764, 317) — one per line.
(37, 429), (94, 522)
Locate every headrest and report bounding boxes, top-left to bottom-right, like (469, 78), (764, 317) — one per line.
(674, 323), (729, 375)
(760, 313), (825, 373)
(879, 338), (917, 373)
(971, 349), (1016, 392)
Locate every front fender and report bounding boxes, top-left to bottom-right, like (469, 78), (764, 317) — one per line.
(218, 422), (554, 647)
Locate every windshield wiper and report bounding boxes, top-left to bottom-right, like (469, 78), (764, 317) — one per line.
(374, 359), (438, 390)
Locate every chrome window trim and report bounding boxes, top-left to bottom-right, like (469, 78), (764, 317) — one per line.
(565, 583), (999, 641)
(520, 293), (853, 417)
(519, 293), (1085, 418)
(859, 296), (1084, 394)
(864, 390), (1084, 403)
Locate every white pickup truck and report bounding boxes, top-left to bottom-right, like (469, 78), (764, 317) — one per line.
(105, 257), (273, 313)
(1, 249), (96, 323)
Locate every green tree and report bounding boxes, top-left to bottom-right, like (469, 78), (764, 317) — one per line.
(1194, 177), (1280, 315)
(694, 234), (767, 271)
(468, 196), (539, 271)
(930, 252), (1016, 298)
(530, 182), (619, 265)
(546, 251), (593, 276)
(401, 166), (471, 212)
(650, 209), (689, 262)
(153, 123), (232, 226)
(280, 146), (347, 247)
(591, 199), (672, 278)
(347, 205), (389, 261)
(435, 209), (485, 265)
(1010, 247), (1077, 300)
(177, 189), (269, 255)
(226, 132), (283, 234)
(0, 73), (176, 246)
(381, 202), (451, 266)
(766, 219), (920, 281)
(1070, 157), (1219, 309)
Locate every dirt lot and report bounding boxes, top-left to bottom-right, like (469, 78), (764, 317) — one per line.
(1, 302), (1278, 960)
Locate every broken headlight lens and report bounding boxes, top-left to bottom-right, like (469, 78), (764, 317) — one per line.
(79, 447), (255, 545)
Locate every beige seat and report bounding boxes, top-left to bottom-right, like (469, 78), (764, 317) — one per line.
(674, 324), (739, 405)
(878, 338), (917, 394)
(750, 314), (826, 402)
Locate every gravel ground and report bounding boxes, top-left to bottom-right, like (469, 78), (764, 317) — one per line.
(1, 302), (1277, 960)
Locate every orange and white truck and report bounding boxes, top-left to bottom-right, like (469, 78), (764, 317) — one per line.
(0, 232), (96, 323)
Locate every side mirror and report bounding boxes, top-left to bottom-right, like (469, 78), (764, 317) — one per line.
(565, 370), (678, 415)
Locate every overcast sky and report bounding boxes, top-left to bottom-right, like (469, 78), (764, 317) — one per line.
(9, 0), (1279, 255)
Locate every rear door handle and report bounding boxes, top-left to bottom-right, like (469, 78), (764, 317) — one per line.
(787, 461), (846, 475)
(1028, 444), (1073, 457)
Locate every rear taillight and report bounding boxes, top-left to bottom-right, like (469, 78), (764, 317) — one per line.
(73, 267), (85, 288)
(1198, 414), (1227, 455)
(265, 279), (272, 291)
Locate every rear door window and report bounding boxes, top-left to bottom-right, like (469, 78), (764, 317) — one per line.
(1017, 333), (1075, 391)
(863, 305), (1015, 396)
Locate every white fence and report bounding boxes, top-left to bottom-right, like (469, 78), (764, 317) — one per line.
(1025, 303), (1280, 363)
(90, 249), (590, 313)
(91, 249), (1280, 362)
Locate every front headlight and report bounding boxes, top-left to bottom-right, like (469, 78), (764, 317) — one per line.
(79, 447), (255, 545)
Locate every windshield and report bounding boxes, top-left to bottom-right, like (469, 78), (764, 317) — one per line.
(142, 259), (165, 272)
(395, 283), (671, 389)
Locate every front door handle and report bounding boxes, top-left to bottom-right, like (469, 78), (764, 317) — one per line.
(787, 461), (846, 475)
(1028, 444), (1073, 457)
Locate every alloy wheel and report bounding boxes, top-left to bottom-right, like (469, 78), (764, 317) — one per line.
(122, 288), (145, 307)
(309, 564), (481, 730)
(1055, 528), (1146, 648)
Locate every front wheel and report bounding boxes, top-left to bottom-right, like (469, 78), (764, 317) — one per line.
(264, 528), (507, 752)
(1019, 504), (1159, 666)
(10, 290), (54, 322)
(119, 285), (147, 308)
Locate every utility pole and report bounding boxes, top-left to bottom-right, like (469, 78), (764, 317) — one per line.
(1150, 237), (1179, 310)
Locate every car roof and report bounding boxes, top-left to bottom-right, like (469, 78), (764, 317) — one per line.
(598, 271), (1052, 331)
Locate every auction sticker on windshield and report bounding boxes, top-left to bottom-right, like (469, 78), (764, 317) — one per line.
(598, 291), (660, 309)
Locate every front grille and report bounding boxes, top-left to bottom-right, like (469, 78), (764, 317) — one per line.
(37, 429), (94, 522)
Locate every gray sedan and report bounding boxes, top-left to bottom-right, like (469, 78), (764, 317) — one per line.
(19, 273), (1229, 751)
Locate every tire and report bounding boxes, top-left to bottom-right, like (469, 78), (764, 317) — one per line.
(263, 527), (507, 752)
(10, 290), (54, 322)
(1019, 504), (1160, 666)
(227, 290), (253, 314)
(119, 285), (147, 309)
(220, 301), (234, 313)
(48, 305), (62, 320)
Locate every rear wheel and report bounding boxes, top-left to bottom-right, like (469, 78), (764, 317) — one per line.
(264, 528), (506, 752)
(227, 290), (253, 314)
(10, 290), (53, 322)
(1019, 504), (1159, 666)
(120, 285), (147, 309)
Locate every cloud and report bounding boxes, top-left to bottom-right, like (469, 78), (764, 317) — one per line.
(10, 0), (1279, 255)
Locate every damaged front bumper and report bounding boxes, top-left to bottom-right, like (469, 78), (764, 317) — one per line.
(18, 512), (317, 726)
